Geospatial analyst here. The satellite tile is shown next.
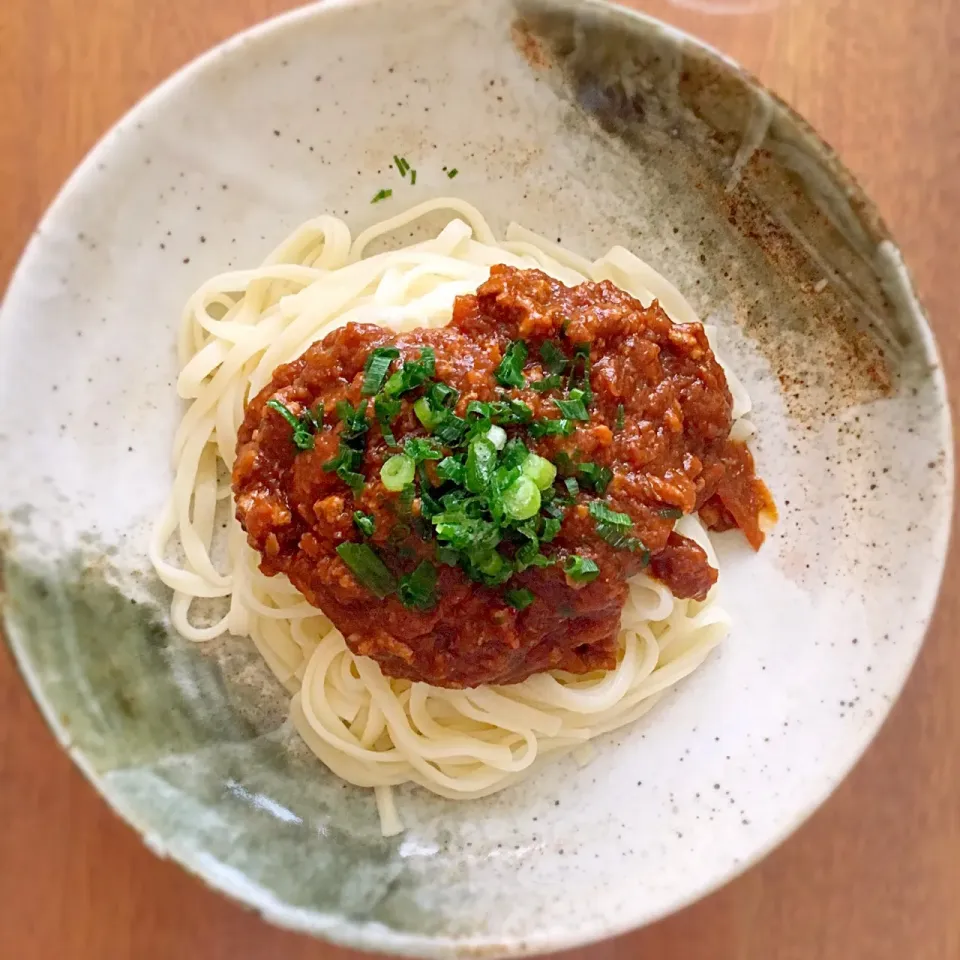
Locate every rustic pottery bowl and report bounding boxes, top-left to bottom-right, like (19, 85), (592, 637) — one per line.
(0, 0), (951, 956)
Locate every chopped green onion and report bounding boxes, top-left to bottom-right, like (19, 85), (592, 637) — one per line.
(353, 512), (375, 536)
(381, 454), (415, 491)
(487, 425), (507, 450)
(447, 168), (459, 178)
(337, 467), (365, 493)
(428, 382), (459, 408)
(490, 399), (534, 425)
(552, 388), (589, 421)
(403, 436), (443, 462)
(615, 403), (625, 433)
(336, 543), (397, 597)
(466, 400), (492, 421)
(433, 413), (468, 445)
(495, 341), (528, 389)
(265, 399), (317, 450)
(500, 438), (529, 470)
(414, 396), (443, 431)
(564, 476), (580, 498)
(436, 455), (466, 485)
(579, 463), (613, 494)
(410, 169), (417, 185)
(658, 507), (684, 520)
(371, 188), (392, 203)
(539, 341), (568, 374)
(521, 453), (557, 490)
(502, 476), (541, 520)
(541, 517), (561, 542)
(588, 501), (631, 527)
(531, 374), (564, 393)
(383, 348), (435, 397)
(398, 561), (438, 610)
(374, 395), (401, 447)
(528, 417), (575, 439)
(466, 436), (497, 494)
(361, 347), (400, 396)
(393, 155), (410, 177)
(504, 588), (535, 611)
(322, 441), (362, 475)
(564, 555), (599, 584)
(335, 399), (369, 440)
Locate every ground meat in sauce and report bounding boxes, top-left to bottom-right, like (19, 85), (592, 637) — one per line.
(233, 265), (775, 688)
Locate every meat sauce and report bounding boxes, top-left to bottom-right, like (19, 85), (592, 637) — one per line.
(233, 266), (774, 688)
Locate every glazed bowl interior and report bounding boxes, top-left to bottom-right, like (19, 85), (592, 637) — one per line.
(0, 0), (951, 956)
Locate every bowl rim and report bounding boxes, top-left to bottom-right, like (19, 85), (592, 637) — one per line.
(1, 0), (954, 956)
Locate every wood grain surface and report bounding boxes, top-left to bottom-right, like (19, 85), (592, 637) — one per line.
(1, 1), (958, 958)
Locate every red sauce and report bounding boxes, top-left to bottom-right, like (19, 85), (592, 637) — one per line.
(233, 266), (774, 688)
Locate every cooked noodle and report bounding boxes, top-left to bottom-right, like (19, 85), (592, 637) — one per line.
(150, 199), (748, 835)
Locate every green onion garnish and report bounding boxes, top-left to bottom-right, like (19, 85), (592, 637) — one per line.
(447, 168), (459, 179)
(658, 507), (684, 520)
(531, 374), (564, 393)
(353, 512), (375, 536)
(502, 476), (541, 520)
(495, 340), (528, 389)
(539, 341), (568, 374)
(381, 454), (415, 491)
(466, 435), (497, 494)
(579, 463), (613, 494)
(403, 436), (443, 463)
(528, 417), (575, 439)
(615, 403), (625, 433)
(265, 399), (318, 450)
(336, 543), (397, 597)
(521, 453), (557, 491)
(374, 395), (402, 447)
(552, 388), (589, 421)
(398, 561), (438, 610)
(371, 188), (393, 203)
(564, 555), (599, 584)
(383, 347), (435, 397)
(410, 169), (417, 185)
(589, 501), (648, 558)
(361, 347), (400, 396)
(504, 588), (535, 611)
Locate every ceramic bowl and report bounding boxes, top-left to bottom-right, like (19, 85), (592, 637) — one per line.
(0, 0), (952, 956)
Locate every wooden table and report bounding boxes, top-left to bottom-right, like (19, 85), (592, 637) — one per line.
(2, 1), (958, 958)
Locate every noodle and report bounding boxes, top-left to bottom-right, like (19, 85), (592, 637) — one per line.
(150, 199), (745, 835)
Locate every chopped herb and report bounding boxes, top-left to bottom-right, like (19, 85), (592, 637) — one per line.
(500, 438), (529, 470)
(531, 374), (564, 393)
(552, 388), (589, 421)
(569, 343), (593, 402)
(490, 399), (534, 425)
(393, 155), (410, 177)
(541, 517), (561, 542)
(433, 413), (468, 445)
(337, 467), (365, 493)
(504, 588), (535, 611)
(361, 347), (400, 396)
(371, 188), (393, 203)
(564, 476), (580, 498)
(383, 347), (435, 397)
(436, 455), (466, 485)
(322, 441), (362, 475)
(398, 561), (438, 610)
(410, 169), (417, 185)
(589, 501), (649, 559)
(447, 168), (459, 179)
(564, 555), (599, 584)
(265, 399), (318, 450)
(335, 399), (370, 440)
(374, 395), (402, 447)
(495, 341), (528, 389)
(381, 454), (415, 491)
(528, 417), (575, 439)
(615, 403), (625, 433)
(353, 512), (376, 536)
(658, 507), (684, 520)
(539, 341), (568, 375)
(403, 436), (443, 462)
(336, 543), (397, 597)
(588, 501), (632, 527)
(579, 463), (613, 494)
(466, 436), (497, 494)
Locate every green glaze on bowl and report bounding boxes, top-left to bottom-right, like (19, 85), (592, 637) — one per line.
(0, 0), (951, 956)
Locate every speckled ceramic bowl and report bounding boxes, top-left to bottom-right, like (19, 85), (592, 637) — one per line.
(0, 0), (952, 956)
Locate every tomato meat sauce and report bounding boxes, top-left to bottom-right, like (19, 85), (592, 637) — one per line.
(233, 265), (774, 688)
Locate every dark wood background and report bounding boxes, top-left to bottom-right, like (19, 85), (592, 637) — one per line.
(1, 1), (958, 958)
